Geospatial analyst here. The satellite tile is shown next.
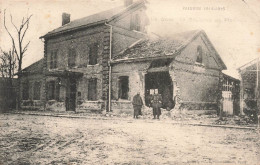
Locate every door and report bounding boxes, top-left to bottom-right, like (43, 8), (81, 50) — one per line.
(222, 91), (233, 115)
(66, 78), (77, 111)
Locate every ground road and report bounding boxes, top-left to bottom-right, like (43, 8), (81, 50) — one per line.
(0, 114), (259, 165)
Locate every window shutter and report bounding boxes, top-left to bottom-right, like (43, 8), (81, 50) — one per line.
(89, 44), (98, 65)
(50, 52), (53, 69)
(55, 81), (60, 101)
(53, 51), (57, 69)
(68, 48), (76, 68)
(135, 14), (141, 31)
(33, 82), (41, 100)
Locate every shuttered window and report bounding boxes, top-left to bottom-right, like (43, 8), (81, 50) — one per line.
(89, 43), (98, 65)
(50, 51), (58, 69)
(33, 81), (41, 100)
(22, 82), (29, 100)
(68, 48), (76, 68)
(47, 81), (60, 101)
(47, 81), (55, 100)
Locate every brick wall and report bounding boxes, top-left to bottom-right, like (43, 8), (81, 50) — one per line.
(171, 33), (222, 110)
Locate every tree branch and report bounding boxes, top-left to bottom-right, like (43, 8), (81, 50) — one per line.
(22, 41), (30, 54)
(4, 10), (19, 60)
(21, 15), (32, 42)
(10, 14), (19, 32)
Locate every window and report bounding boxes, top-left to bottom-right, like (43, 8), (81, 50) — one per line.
(89, 43), (98, 65)
(196, 46), (203, 63)
(50, 50), (58, 69)
(47, 81), (60, 101)
(130, 14), (141, 31)
(118, 76), (129, 99)
(88, 78), (97, 101)
(33, 82), (41, 100)
(135, 14), (141, 31)
(68, 48), (76, 68)
(22, 82), (29, 100)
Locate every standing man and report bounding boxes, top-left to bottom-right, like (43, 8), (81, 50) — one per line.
(132, 92), (143, 119)
(151, 89), (162, 119)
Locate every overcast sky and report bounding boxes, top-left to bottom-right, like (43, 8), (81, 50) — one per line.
(1, 0), (260, 78)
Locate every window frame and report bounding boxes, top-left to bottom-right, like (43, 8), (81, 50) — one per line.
(33, 81), (41, 100)
(118, 76), (129, 100)
(196, 45), (203, 63)
(68, 48), (77, 68)
(22, 81), (29, 100)
(50, 50), (58, 69)
(88, 43), (98, 65)
(130, 14), (141, 31)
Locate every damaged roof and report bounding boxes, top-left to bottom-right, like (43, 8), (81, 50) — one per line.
(41, 0), (145, 38)
(113, 30), (227, 70)
(113, 30), (201, 60)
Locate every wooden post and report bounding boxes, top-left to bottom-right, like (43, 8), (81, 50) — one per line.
(256, 58), (259, 128)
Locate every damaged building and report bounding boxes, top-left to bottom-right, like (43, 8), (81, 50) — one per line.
(19, 0), (228, 113)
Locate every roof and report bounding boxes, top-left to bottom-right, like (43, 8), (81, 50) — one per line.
(222, 73), (240, 82)
(41, 0), (145, 38)
(237, 57), (260, 71)
(113, 30), (201, 61)
(112, 30), (227, 70)
(18, 58), (44, 75)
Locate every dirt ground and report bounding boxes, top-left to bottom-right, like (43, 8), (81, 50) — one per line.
(0, 114), (259, 165)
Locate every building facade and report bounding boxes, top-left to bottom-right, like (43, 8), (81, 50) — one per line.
(19, 0), (230, 113)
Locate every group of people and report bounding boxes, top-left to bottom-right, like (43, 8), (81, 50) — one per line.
(132, 90), (162, 119)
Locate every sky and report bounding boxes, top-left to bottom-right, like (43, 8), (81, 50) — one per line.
(0, 0), (260, 78)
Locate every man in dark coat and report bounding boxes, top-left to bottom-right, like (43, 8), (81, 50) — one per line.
(151, 90), (163, 119)
(132, 92), (143, 119)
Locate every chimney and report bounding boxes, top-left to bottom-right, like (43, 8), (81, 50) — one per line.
(62, 13), (70, 26)
(124, 0), (133, 7)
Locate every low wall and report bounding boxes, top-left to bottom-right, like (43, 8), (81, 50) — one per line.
(21, 100), (44, 110)
(46, 101), (66, 111)
(77, 100), (104, 113)
(111, 100), (133, 114)
(179, 101), (218, 110)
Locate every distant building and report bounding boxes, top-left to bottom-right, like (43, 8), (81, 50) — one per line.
(18, 0), (230, 113)
(238, 58), (260, 115)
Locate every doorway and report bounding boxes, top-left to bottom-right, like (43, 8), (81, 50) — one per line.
(66, 78), (77, 111)
(145, 71), (174, 109)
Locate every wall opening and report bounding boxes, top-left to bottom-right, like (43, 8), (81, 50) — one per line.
(145, 71), (174, 109)
(66, 78), (76, 111)
(118, 76), (129, 100)
(88, 78), (97, 101)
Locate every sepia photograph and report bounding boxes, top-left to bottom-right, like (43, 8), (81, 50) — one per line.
(0, 0), (259, 164)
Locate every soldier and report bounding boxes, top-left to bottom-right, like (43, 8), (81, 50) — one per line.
(132, 92), (143, 119)
(151, 89), (162, 119)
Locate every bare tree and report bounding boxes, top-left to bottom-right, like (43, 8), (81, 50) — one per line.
(3, 9), (32, 109)
(0, 47), (17, 79)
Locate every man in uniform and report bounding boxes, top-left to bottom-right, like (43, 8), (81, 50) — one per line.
(132, 92), (143, 119)
(151, 89), (162, 119)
